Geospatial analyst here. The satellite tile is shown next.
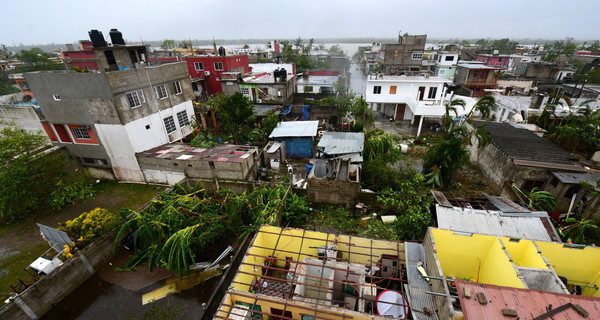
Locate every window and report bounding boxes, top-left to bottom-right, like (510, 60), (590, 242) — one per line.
(438, 69), (446, 75)
(194, 62), (203, 70)
(154, 84), (168, 99)
(445, 55), (454, 61)
(240, 88), (250, 95)
(427, 87), (438, 99)
(303, 86), (313, 93)
(163, 116), (176, 133)
(126, 90), (145, 108)
(72, 127), (90, 140)
(177, 110), (190, 126)
(171, 81), (182, 95)
(373, 86), (382, 94)
(411, 53), (423, 60)
(80, 158), (108, 165)
(389, 86), (397, 94)
(214, 62), (223, 70)
(52, 94), (61, 101)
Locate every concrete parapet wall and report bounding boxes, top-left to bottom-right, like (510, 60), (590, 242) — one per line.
(0, 231), (118, 320)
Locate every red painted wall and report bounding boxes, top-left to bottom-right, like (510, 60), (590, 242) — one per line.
(183, 55), (250, 94)
(62, 50), (99, 70)
(41, 121), (58, 142)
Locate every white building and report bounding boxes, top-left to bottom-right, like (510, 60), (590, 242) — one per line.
(365, 75), (477, 135)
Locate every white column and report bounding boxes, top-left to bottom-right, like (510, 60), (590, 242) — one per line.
(416, 116), (425, 136)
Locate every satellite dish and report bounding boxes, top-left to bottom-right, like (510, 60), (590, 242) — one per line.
(376, 290), (409, 318)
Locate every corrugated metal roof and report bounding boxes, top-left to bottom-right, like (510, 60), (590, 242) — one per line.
(317, 132), (364, 155)
(405, 242), (440, 320)
(456, 280), (600, 320)
(269, 121), (319, 138)
(436, 205), (558, 242)
(552, 171), (600, 185)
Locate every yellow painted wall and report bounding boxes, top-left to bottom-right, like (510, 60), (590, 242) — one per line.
(536, 241), (600, 297)
(228, 291), (384, 320)
(431, 229), (523, 287)
(502, 238), (548, 269)
(479, 239), (524, 288)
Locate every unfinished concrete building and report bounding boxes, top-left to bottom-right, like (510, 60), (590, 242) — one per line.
(136, 144), (259, 185)
(380, 34), (427, 75)
(25, 29), (195, 181)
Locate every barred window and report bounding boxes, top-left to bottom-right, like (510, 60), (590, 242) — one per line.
(72, 127), (90, 139)
(194, 62), (204, 70)
(154, 84), (168, 99)
(126, 90), (145, 108)
(163, 116), (176, 133)
(177, 110), (190, 127)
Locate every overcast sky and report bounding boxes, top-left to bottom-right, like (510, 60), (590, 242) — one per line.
(3, 0), (599, 45)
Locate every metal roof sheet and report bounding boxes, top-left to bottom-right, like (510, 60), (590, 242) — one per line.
(405, 242), (440, 320)
(269, 121), (319, 138)
(317, 132), (364, 155)
(435, 205), (559, 242)
(552, 171), (600, 185)
(456, 280), (600, 320)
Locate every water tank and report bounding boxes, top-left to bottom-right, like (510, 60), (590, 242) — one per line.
(493, 50), (499, 55)
(279, 68), (287, 81)
(109, 28), (125, 45)
(88, 30), (107, 47)
(218, 46), (226, 56)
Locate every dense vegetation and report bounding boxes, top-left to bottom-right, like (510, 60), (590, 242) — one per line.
(115, 184), (309, 275)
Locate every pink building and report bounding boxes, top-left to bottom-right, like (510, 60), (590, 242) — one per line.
(61, 40), (99, 70)
(476, 54), (510, 68)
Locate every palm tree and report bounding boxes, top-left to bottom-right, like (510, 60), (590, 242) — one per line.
(424, 95), (495, 189)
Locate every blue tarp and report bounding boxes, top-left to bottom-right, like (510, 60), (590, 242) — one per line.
(302, 105), (310, 121)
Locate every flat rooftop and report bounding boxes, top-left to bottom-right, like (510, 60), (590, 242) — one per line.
(137, 143), (256, 163)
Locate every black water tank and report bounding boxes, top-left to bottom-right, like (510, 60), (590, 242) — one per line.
(109, 29), (125, 45)
(88, 30), (107, 47)
(218, 46), (226, 56)
(280, 68), (287, 81)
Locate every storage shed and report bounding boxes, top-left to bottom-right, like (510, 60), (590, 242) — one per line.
(269, 120), (319, 158)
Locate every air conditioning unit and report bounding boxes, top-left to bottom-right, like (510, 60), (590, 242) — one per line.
(204, 71), (210, 76)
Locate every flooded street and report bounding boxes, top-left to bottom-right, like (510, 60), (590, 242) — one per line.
(349, 61), (367, 96)
(41, 241), (234, 320)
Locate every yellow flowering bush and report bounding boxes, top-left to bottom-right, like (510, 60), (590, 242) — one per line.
(58, 208), (119, 248)
(63, 244), (74, 259)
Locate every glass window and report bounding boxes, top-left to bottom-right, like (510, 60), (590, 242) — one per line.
(373, 86), (382, 94)
(427, 87), (438, 99)
(214, 62), (223, 70)
(154, 84), (168, 99)
(163, 116), (176, 133)
(171, 81), (182, 95)
(445, 55), (454, 61)
(240, 88), (250, 95)
(126, 90), (144, 108)
(194, 62), (203, 70)
(412, 53), (423, 60)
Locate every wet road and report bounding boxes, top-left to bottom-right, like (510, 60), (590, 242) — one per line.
(348, 61), (367, 97)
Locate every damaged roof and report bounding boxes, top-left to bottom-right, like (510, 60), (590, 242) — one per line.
(552, 171), (600, 185)
(474, 121), (581, 167)
(455, 280), (600, 320)
(137, 143), (256, 163)
(317, 132), (364, 155)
